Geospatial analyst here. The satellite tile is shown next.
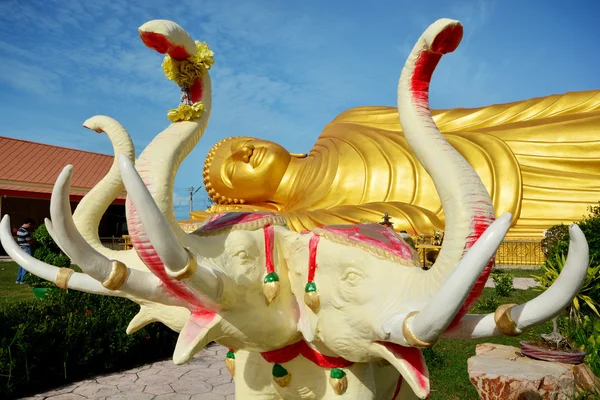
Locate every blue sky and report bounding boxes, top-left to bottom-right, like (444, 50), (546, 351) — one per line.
(1, 0), (599, 219)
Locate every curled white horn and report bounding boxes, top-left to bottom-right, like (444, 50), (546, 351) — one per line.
(138, 20), (197, 58)
(0, 215), (113, 296)
(50, 165), (121, 285)
(45, 218), (69, 256)
(47, 165), (181, 305)
(385, 213), (512, 346)
(118, 155), (222, 299)
(444, 224), (589, 339)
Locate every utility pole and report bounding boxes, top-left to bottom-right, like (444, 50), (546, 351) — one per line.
(189, 186), (202, 213)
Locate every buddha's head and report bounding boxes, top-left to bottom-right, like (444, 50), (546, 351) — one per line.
(203, 136), (295, 204)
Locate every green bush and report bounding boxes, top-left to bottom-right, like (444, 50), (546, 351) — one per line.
(53, 254), (71, 269)
(30, 223), (72, 273)
(33, 247), (51, 261)
(23, 273), (56, 289)
(31, 224), (57, 249)
(563, 315), (600, 376)
(491, 272), (514, 297)
(38, 253), (71, 269)
(543, 205), (600, 265)
(539, 204), (600, 321)
(43, 252), (57, 266)
(0, 290), (179, 399)
(541, 223), (569, 259)
(535, 253), (600, 320)
(473, 295), (500, 313)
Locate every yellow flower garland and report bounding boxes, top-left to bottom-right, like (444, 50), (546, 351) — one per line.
(162, 41), (214, 87)
(163, 41), (214, 122)
(167, 102), (205, 122)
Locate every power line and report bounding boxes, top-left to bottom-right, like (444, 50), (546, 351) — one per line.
(189, 186), (202, 213)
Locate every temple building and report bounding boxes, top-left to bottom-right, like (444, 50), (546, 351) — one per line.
(0, 136), (126, 255)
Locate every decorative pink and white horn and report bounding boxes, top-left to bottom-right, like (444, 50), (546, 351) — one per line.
(119, 155), (223, 306)
(443, 224), (589, 340)
(397, 18), (497, 326)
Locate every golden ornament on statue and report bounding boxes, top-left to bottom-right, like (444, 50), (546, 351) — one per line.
(304, 288), (320, 313)
(272, 364), (291, 387)
(262, 272), (281, 305)
(329, 368), (349, 395)
(225, 349), (236, 377)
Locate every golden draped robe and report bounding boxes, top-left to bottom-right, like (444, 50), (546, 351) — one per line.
(187, 91), (600, 237)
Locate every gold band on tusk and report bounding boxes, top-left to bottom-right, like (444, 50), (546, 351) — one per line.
(494, 303), (520, 336)
(55, 268), (74, 289)
(402, 311), (438, 348)
(102, 260), (129, 290)
(166, 248), (197, 280)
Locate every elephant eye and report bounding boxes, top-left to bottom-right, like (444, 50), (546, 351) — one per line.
(342, 268), (364, 285)
(234, 250), (249, 260)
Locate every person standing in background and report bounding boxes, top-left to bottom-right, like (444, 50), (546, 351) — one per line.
(15, 218), (35, 284)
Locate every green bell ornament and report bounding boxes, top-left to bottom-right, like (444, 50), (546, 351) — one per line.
(272, 363), (291, 387)
(329, 368), (348, 395)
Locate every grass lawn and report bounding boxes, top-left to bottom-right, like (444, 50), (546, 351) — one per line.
(0, 261), (35, 303)
(427, 286), (552, 399)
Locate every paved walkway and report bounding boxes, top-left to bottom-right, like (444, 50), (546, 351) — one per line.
(484, 277), (538, 290)
(26, 344), (233, 400)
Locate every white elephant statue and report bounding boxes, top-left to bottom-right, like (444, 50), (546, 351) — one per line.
(0, 18), (590, 400)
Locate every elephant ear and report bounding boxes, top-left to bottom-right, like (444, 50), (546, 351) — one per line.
(126, 302), (191, 334)
(369, 342), (430, 399)
(173, 312), (222, 365)
(191, 211), (287, 237)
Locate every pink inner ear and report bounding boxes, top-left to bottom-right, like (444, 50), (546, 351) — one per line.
(182, 311), (217, 343)
(380, 342), (429, 392)
(139, 31), (191, 60)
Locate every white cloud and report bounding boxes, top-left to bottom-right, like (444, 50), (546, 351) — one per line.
(173, 192), (189, 208)
(0, 59), (63, 97)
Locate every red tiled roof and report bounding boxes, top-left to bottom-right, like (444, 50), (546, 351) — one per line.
(0, 136), (125, 201)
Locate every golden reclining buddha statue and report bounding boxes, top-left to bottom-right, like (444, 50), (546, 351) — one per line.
(185, 90), (600, 238)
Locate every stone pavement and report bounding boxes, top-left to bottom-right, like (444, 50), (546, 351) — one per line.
(26, 344), (234, 400)
(484, 277), (539, 290)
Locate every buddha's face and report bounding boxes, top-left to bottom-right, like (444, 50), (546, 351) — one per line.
(207, 137), (292, 202)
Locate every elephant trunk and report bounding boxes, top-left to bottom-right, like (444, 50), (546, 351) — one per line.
(123, 20), (220, 311)
(72, 116), (135, 259)
(397, 20), (496, 321)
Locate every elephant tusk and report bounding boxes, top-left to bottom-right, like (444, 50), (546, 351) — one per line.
(384, 213), (512, 346)
(118, 155), (188, 271)
(443, 224), (589, 339)
(0, 215), (115, 296)
(44, 218), (70, 257)
(118, 155), (222, 300)
(48, 165), (180, 304)
(50, 165), (124, 286)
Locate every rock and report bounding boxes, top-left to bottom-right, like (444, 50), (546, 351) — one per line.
(468, 343), (599, 399)
(573, 363), (600, 391)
